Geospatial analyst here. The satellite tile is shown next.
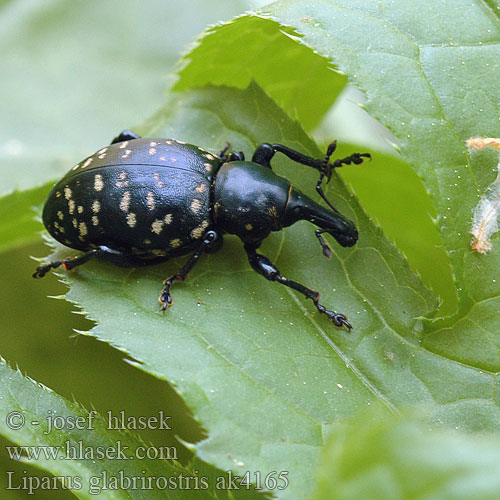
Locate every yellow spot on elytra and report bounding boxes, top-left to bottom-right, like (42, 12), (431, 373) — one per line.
(176, 140), (186, 145)
(160, 156), (166, 161)
(120, 191), (131, 212)
(151, 219), (163, 234)
(190, 220), (209, 239)
(79, 221), (88, 236)
(170, 157), (177, 163)
(196, 183), (207, 193)
(92, 216), (99, 226)
(203, 153), (216, 160)
(68, 200), (75, 215)
(190, 199), (202, 214)
(149, 148), (157, 155)
(157, 181), (165, 188)
(77, 205), (84, 214)
(204, 163), (212, 172)
(191, 227), (203, 239)
(82, 157), (93, 168)
(55, 191), (61, 198)
(116, 172), (129, 187)
(64, 187), (72, 200)
(150, 141), (158, 147)
(143, 239), (152, 245)
(121, 149), (132, 159)
(146, 192), (155, 211)
(169, 238), (181, 248)
(245, 223), (253, 231)
(94, 174), (104, 191)
(119, 141), (129, 149)
(92, 200), (100, 213)
(152, 249), (167, 256)
(126, 213), (137, 227)
(165, 140), (173, 145)
(72, 218), (78, 228)
(164, 214), (173, 224)
(268, 206), (278, 219)
(153, 173), (160, 180)
(57, 211), (64, 220)
(97, 147), (108, 155)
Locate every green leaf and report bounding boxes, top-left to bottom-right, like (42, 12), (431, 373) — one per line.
(0, 185), (48, 252)
(174, 15), (346, 130)
(339, 148), (458, 315)
(30, 1), (500, 499)
(0, 360), (212, 499)
(313, 408), (500, 500)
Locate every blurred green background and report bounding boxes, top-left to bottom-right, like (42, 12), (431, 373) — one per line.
(0, 1), (454, 497)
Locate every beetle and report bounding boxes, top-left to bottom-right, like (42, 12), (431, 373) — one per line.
(33, 130), (370, 330)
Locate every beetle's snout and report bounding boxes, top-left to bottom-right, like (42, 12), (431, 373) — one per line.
(329, 222), (358, 247)
(284, 187), (359, 249)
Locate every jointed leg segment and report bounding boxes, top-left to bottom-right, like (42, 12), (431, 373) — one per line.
(158, 231), (219, 311)
(244, 244), (352, 330)
(33, 248), (103, 278)
(253, 140), (369, 210)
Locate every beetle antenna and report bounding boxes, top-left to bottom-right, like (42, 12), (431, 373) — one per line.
(315, 229), (333, 258)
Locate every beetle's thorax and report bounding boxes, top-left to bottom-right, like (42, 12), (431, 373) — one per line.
(213, 161), (290, 243)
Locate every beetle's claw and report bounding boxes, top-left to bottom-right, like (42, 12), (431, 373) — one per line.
(322, 164), (332, 182)
(332, 313), (352, 331)
(159, 295), (173, 312)
(33, 261), (62, 279)
(33, 267), (46, 279)
(159, 281), (174, 312)
(314, 300), (352, 331)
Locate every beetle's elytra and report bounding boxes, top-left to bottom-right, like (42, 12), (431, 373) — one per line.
(34, 130), (370, 330)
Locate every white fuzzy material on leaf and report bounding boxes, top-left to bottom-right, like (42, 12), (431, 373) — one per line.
(467, 137), (500, 254)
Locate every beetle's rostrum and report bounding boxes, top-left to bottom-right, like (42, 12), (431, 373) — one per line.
(34, 130), (370, 330)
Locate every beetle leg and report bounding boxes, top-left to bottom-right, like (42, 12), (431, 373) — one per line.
(32, 245), (160, 279)
(158, 230), (219, 311)
(218, 143), (245, 163)
(315, 229), (333, 258)
(33, 248), (103, 278)
(244, 244), (352, 330)
(252, 141), (370, 176)
(251, 143), (276, 168)
(110, 130), (141, 145)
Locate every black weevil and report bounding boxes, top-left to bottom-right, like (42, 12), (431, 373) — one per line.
(34, 130), (370, 330)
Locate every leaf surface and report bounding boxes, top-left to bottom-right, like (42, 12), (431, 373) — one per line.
(0, 360), (212, 499)
(32, 1), (500, 498)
